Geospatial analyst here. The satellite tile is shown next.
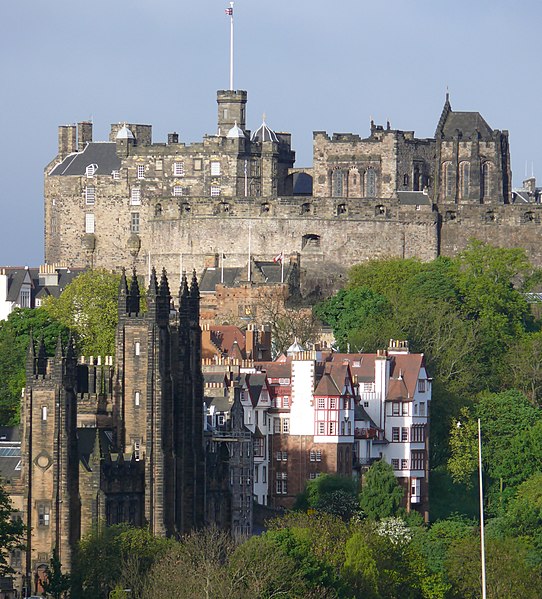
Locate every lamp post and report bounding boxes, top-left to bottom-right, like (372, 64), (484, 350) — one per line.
(478, 418), (487, 599)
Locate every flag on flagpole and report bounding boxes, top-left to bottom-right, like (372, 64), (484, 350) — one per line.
(225, 7), (233, 15)
(273, 252), (283, 264)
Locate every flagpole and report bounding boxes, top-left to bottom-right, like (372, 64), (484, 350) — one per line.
(221, 253), (224, 284)
(229, 2), (234, 91)
(248, 222), (252, 282)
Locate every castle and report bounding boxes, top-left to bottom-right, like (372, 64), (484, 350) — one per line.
(44, 89), (542, 289)
(9, 268), (252, 596)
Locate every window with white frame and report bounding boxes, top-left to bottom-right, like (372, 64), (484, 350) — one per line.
(417, 379), (426, 393)
(391, 458), (399, 470)
(130, 188), (141, 205)
(134, 391), (140, 407)
(133, 440), (141, 461)
(173, 185), (184, 197)
(217, 414), (225, 426)
(363, 382), (373, 392)
(274, 418), (281, 433)
(309, 472), (318, 480)
(282, 419), (290, 433)
(401, 458), (409, 470)
(392, 402), (400, 416)
(276, 472), (287, 494)
(330, 398), (337, 409)
(276, 451), (287, 461)
(253, 437), (264, 457)
(38, 503), (50, 527)
(317, 398), (325, 409)
(392, 427), (400, 442)
(112, 170), (120, 180)
(86, 164), (97, 177)
(328, 421), (336, 435)
(283, 396), (290, 408)
(402, 402), (409, 416)
(137, 164), (145, 179)
(135, 341), (141, 356)
(317, 422), (325, 435)
(131, 212), (140, 233)
(85, 186), (95, 205)
(211, 186), (221, 197)
(310, 450), (316, 461)
(210, 161), (221, 176)
(316, 450), (322, 461)
(411, 450), (425, 470)
(173, 161), (185, 176)
(401, 427), (409, 442)
(41, 406), (48, 421)
(85, 213), (95, 233)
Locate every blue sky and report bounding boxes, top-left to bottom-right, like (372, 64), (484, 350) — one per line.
(1, 0), (540, 265)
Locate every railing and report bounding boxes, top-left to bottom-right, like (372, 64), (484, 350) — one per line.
(354, 427), (379, 439)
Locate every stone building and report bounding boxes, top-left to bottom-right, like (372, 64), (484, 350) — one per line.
(11, 268), (251, 596)
(45, 87), (542, 290)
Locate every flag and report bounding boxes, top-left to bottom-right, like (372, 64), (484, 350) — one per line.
(225, 7), (233, 15)
(273, 252), (283, 264)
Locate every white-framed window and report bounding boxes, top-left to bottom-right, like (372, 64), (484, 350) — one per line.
(131, 212), (140, 233)
(318, 422), (325, 435)
(172, 185), (183, 197)
(317, 398), (325, 409)
(309, 450), (316, 461)
(134, 441), (141, 461)
(283, 396), (290, 408)
(217, 414), (226, 426)
(329, 421), (336, 435)
(391, 458), (399, 470)
(135, 341), (141, 356)
(85, 186), (95, 205)
(309, 472), (318, 480)
(86, 163), (97, 177)
(401, 427), (409, 442)
(194, 158), (202, 171)
(137, 164), (145, 179)
(392, 402), (400, 416)
(211, 186), (221, 197)
(85, 213), (95, 233)
(330, 398), (337, 409)
(112, 170), (120, 180)
(282, 418), (290, 433)
(276, 451), (288, 461)
(134, 391), (140, 407)
(173, 161), (185, 176)
(363, 382), (373, 392)
(41, 406), (48, 421)
(316, 450), (322, 461)
(392, 427), (400, 442)
(130, 188), (141, 205)
(19, 289), (30, 308)
(402, 402), (409, 416)
(276, 472), (287, 494)
(419, 402), (426, 417)
(211, 161), (221, 176)
(401, 458), (409, 470)
(274, 418), (281, 433)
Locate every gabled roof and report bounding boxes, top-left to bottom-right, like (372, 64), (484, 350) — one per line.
(199, 267), (245, 292)
(435, 96), (494, 140)
(0, 267), (33, 302)
(254, 360), (292, 380)
(388, 353), (424, 400)
(244, 372), (268, 406)
(49, 142), (121, 176)
(77, 428), (113, 470)
(314, 362), (350, 396)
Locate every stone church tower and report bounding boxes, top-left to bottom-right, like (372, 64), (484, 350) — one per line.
(20, 267), (214, 592)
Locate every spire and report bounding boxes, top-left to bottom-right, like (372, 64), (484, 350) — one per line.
(179, 271), (189, 299)
(190, 269), (200, 299)
(435, 90), (452, 137)
(36, 337), (47, 375)
(118, 267), (130, 316)
(159, 268), (171, 299)
(26, 332), (36, 376)
(148, 267), (158, 297)
(129, 268), (140, 314)
(55, 335), (64, 359)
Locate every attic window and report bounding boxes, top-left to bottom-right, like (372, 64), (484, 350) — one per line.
(86, 164), (98, 178)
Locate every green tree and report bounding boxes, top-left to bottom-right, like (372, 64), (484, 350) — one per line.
(0, 307), (68, 425)
(342, 531), (380, 598)
(44, 269), (121, 357)
(359, 460), (404, 520)
(504, 332), (542, 405)
(42, 547), (70, 599)
(0, 477), (25, 578)
(295, 473), (359, 519)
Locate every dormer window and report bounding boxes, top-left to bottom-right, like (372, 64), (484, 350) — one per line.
(86, 163), (98, 178)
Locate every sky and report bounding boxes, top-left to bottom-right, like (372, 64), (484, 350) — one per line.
(1, 0), (541, 266)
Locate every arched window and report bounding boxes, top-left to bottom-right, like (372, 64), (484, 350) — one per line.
(366, 168), (376, 197)
(332, 170), (345, 197)
(413, 166), (421, 191)
(481, 162), (492, 199)
(154, 203), (162, 217)
(444, 162), (454, 198)
(337, 203), (347, 216)
(460, 162), (470, 199)
(403, 174), (409, 187)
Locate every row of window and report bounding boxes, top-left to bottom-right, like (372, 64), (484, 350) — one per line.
(388, 401), (426, 417)
(443, 161), (493, 199)
(391, 425), (425, 443)
(273, 418), (290, 434)
(316, 421), (352, 436)
(86, 159), (217, 180)
(84, 184), (220, 206)
(331, 168), (377, 198)
(391, 450), (425, 471)
(316, 397), (351, 410)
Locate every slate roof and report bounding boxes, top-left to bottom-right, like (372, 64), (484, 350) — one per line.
(29, 266), (86, 299)
(441, 111), (493, 139)
(397, 191), (431, 206)
(77, 428), (113, 470)
(0, 268), (32, 302)
(292, 172), (313, 196)
(245, 372), (267, 406)
(0, 426), (21, 483)
(49, 142), (121, 176)
(199, 267), (244, 292)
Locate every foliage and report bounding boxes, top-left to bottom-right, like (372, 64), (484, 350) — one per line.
(0, 477), (25, 578)
(44, 269), (121, 358)
(0, 307), (68, 425)
(42, 547), (70, 599)
(504, 331), (542, 405)
(359, 460), (404, 520)
(295, 474), (359, 521)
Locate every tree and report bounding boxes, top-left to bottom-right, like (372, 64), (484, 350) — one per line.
(504, 332), (542, 405)
(42, 547), (70, 599)
(359, 460), (404, 520)
(295, 474), (359, 519)
(44, 269), (121, 357)
(0, 478), (25, 578)
(0, 307), (68, 425)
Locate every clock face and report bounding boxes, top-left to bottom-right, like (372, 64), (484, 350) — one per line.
(35, 452), (52, 471)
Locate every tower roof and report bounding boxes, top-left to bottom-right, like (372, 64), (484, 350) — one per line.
(251, 117), (279, 143)
(116, 124), (135, 140)
(226, 122), (246, 139)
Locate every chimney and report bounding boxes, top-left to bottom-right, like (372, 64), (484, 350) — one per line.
(58, 125), (77, 157)
(78, 121), (93, 151)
